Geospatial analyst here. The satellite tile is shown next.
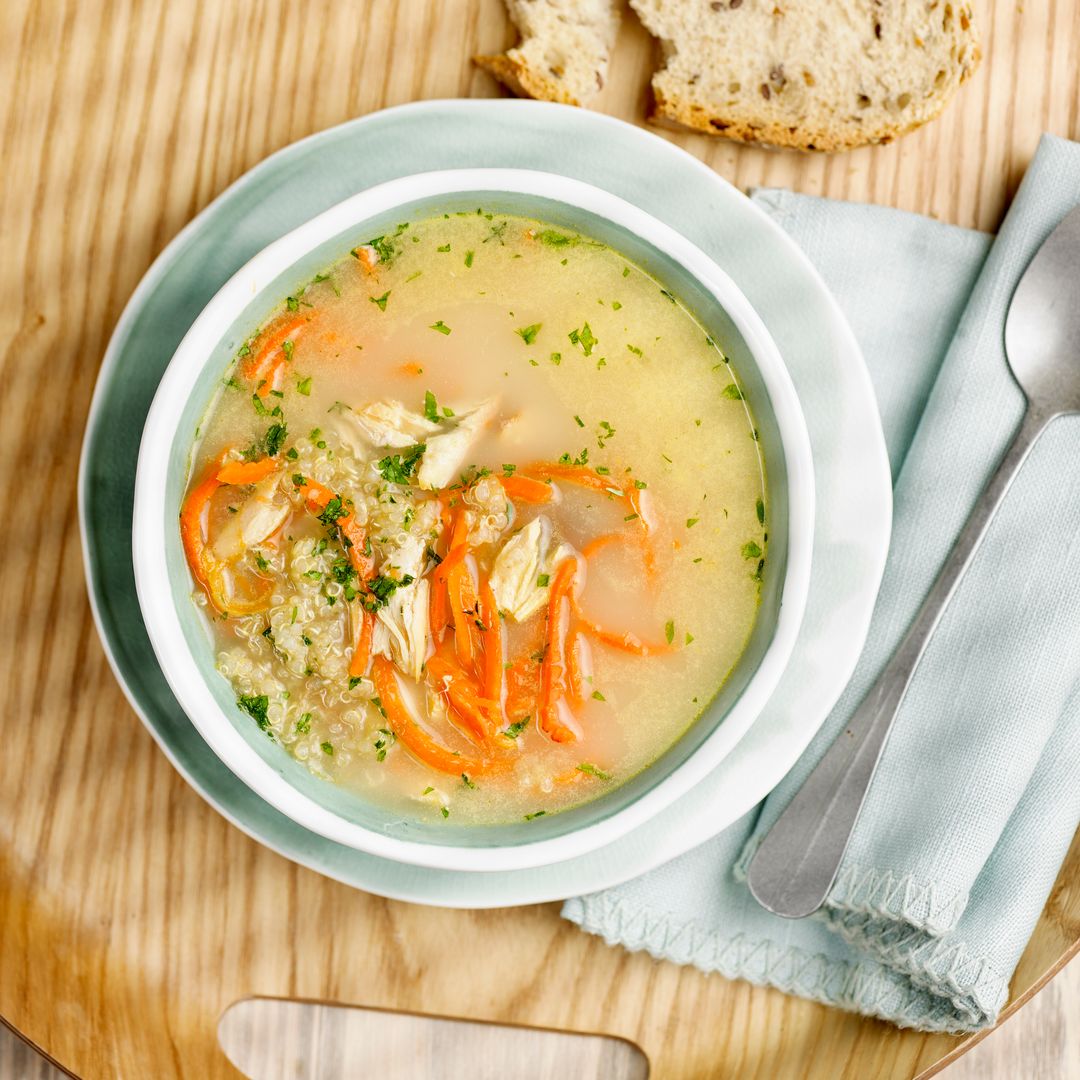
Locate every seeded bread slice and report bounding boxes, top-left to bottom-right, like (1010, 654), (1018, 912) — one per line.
(475, 0), (621, 107)
(630, 0), (980, 151)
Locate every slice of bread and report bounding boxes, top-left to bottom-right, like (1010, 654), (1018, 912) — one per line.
(630, 0), (980, 150)
(475, 0), (622, 107)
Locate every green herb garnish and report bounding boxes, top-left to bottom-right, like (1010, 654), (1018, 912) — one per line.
(377, 443), (426, 484)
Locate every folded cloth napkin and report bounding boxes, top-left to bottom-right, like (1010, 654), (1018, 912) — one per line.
(563, 133), (1080, 1034)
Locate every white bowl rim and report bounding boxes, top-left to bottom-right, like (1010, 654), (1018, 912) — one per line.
(132, 167), (815, 872)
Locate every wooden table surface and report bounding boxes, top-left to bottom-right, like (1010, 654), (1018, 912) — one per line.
(3, 1), (1079, 1077)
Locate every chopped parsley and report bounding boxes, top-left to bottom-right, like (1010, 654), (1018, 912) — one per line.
(370, 290), (391, 311)
(363, 573), (415, 611)
(574, 415), (584, 428)
(577, 762), (612, 781)
(296, 713), (312, 734)
(441, 806), (450, 819)
(568, 322), (597, 356)
(348, 676), (363, 690)
(437, 243), (451, 252)
(591, 690), (606, 702)
(464, 250), (475, 268)
(296, 376), (312, 396)
(550, 352), (562, 365)
(423, 389), (440, 422)
(503, 717), (530, 739)
(461, 773), (477, 790)
(317, 496), (348, 527)
(537, 229), (577, 247)
(321, 741), (334, 756)
(237, 694), (270, 731)
(686, 517), (699, 528)
(742, 541), (763, 559)
(524, 810), (546, 821)
(377, 443), (426, 484)
(429, 320), (452, 335)
(537, 573), (550, 588)
(756, 497), (765, 525)
(665, 620), (675, 645)
(721, 384), (744, 400)
(516, 323), (542, 345)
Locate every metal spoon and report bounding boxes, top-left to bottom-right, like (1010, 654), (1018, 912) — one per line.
(747, 205), (1080, 919)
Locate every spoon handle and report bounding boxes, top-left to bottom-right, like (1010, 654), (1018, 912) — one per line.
(747, 403), (1052, 919)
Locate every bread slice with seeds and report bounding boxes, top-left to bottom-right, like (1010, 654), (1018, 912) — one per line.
(630, 0), (980, 150)
(475, 0), (621, 107)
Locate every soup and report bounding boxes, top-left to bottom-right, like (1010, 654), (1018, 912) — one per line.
(181, 210), (767, 825)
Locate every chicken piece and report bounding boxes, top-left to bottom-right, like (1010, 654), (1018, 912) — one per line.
(373, 578), (430, 681)
(371, 532), (430, 681)
(416, 399), (498, 490)
(489, 515), (575, 622)
(347, 399), (440, 449)
(212, 474), (290, 562)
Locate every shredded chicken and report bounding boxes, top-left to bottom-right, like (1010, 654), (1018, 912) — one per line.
(212, 473), (290, 562)
(489, 515), (575, 622)
(371, 533), (430, 680)
(416, 399), (498, 490)
(347, 399), (440, 448)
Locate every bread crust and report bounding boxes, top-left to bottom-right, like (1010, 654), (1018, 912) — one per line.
(474, 52), (583, 108)
(649, 49), (981, 153)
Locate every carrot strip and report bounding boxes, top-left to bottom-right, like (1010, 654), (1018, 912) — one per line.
(499, 474), (554, 504)
(372, 657), (491, 775)
(448, 556), (481, 668)
(572, 602), (673, 657)
(566, 626), (592, 705)
(243, 312), (307, 397)
(180, 455), (272, 614)
(479, 577), (504, 707)
(215, 457), (279, 485)
(349, 604), (374, 678)
(180, 461), (224, 605)
(505, 651), (541, 723)
(581, 533), (621, 559)
(537, 558), (581, 743)
(523, 462), (655, 537)
(430, 544), (467, 643)
(426, 652), (498, 744)
(340, 517), (375, 580)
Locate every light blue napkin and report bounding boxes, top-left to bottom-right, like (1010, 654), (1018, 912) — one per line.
(563, 134), (1080, 1034)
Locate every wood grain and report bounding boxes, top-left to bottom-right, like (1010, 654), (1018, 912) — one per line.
(1, 1), (1078, 1077)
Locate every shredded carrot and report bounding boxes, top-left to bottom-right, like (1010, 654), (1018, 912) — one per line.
(372, 657), (492, 775)
(566, 626), (592, 705)
(572, 602), (673, 657)
(180, 460), (224, 605)
(537, 558), (581, 743)
(340, 517), (375, 579)
(430, 543), (467, 642)
(448, 555), (481, 669)
(505, 651), (541, 723)
(243, 312), (307, 397)
(215, 457), (279, 486)
(426, 651), (499, 744)
(349, 604), (374, 678)
(180, 455), (271, 614)
(499, 474), (554, 504)
(479, 577), (504, 707)
(581, 533), (621, 559)
(524, 462), (655, 533)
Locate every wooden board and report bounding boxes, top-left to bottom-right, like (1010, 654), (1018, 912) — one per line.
(1, 1), (1078, 1076)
